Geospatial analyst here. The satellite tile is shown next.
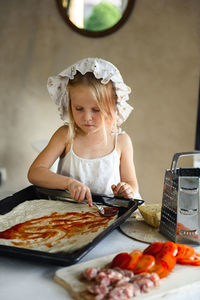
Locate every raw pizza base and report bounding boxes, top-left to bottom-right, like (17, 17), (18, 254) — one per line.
(0, 199), (117, 253)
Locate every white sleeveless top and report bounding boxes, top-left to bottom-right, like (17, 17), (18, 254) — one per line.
(57, 135), (142, 198)
(57, 135), (121, 196)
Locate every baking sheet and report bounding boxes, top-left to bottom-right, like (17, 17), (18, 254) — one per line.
(55, 247), (200, 300)
(0, 185), (143, 265)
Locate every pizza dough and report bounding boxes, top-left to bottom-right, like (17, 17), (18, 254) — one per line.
(0, 199), (117, 253)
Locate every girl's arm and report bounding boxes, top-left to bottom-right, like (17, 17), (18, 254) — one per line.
(28, 126), (92, 205)
(28, 126), (71, 190)
(112, 133), (139, 199)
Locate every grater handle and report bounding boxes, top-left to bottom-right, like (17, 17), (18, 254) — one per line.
(171, 151), (200, 173)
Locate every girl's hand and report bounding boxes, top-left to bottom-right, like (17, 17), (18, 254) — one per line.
(68, 179), (93, 206)
(111, 183), (135, 199)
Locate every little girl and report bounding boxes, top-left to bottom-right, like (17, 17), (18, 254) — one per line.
(28, 58), (140, 206)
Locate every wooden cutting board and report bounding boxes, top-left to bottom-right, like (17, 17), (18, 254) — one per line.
(54, 247), (200, 300)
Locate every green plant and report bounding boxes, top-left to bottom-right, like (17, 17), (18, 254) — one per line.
(84, 1), (122, 32)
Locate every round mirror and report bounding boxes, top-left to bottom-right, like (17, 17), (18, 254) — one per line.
(56, 0), (136, 37)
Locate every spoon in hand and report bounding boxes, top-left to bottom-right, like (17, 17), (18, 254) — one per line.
(60, 191), (119, 217)
(93, 203), (118, 217)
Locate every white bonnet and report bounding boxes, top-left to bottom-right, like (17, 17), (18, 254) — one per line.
(47, 57), (133, 126)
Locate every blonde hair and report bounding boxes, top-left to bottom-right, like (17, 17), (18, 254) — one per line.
(67, 72), (117, 142)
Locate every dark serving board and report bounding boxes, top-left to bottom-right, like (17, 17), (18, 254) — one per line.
(0, 185), (143, 266)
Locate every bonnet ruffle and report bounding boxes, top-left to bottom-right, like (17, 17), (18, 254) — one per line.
(47, 57), (133, 126)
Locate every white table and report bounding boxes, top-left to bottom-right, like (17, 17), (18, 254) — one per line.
(0, 229), (140, 300)
(1, 228), (200, 300)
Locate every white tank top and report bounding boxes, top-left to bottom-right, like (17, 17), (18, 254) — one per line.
(57, 135), (121, 196)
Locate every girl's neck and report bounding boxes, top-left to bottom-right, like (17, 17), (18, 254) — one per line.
(77, 123), (113, 141)
(79, 129), (110, 144)
(73, 128), (115, 159)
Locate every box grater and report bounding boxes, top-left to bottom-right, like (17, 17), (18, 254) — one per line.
(160, 151), (200, 245)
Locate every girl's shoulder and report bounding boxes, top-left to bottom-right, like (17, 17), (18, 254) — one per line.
(55, 125), (69, 135)
(48, 125), (71, 157)
(117, 131), (132, 144)
(50, 125), (70, 145)
(117, 132), (133, 152)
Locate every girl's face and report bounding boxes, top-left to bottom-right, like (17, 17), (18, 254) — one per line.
(70, 84), (115, 135)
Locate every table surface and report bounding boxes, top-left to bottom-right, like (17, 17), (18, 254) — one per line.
(1, 227), (200, 300)
(0, 186), (199, 300)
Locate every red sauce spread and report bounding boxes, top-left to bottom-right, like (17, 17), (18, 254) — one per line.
(0, 211), (113, 249)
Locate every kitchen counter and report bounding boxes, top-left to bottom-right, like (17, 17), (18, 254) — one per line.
(1, 228), (200, 300)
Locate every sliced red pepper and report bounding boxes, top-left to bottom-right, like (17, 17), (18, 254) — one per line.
(178, 253), (200, 266)
(133, 254), (155, 274)
(126, 250), (143, 270)
(176, 244), (195, 261)
(149, 261), (170, 278)
(158, 241), (178, 257)
(177, 255), (195, 265)
(191, 254), (200, 266)
(155, 252), (176, 271)
(195, 251), (200, 257)
(143, 242), (163, 256)
(111, 252), (131, 269)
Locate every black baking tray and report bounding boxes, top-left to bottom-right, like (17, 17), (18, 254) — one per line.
(0, 185), (143, 266)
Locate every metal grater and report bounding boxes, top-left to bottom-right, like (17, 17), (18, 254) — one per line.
(160, 151), (200, 245)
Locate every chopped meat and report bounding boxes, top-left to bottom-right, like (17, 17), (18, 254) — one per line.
(83, 266), (160, 299)
(115, 276), (130, 286)
(131, 282), (141, 297)
(96, 269), (124, 284)
(146, 272), (160, 287)
(108, 282), (135, 300)
(83, 267), (100, 280)
(97, 275), (111, 287)
(113, 268), (135, 280)
(87, 283), (110, 295)
(135, 277), (154, 293)
(95, 294), (108, 300)
(134, 272), (160, 288)
(106, 269), (124, 283)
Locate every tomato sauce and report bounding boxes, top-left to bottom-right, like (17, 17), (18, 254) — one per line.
(0, 211), (112, 249)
